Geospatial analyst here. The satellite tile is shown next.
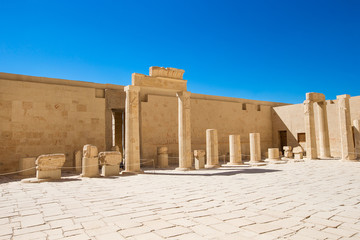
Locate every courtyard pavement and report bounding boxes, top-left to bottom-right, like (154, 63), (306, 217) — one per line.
(1, 160), (360, 240)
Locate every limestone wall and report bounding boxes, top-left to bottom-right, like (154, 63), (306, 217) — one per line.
(273, 95), (360, 157)
(0, 73), (108, 173)
(141, 93), (285, 164)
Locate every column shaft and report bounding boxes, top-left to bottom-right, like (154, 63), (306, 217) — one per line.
(124, 85), (141, 173)
(228, 135), (242, 165)
(337, 94), (356, 161)
(249, 133), (261, 162)
(205, 129), (219, 168)
(316, 101), (331, 158)
(304, 100), (318, 159)
(176, 91), (192, 170)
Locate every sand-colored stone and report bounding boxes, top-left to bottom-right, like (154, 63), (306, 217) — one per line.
(249, 133), (261, 162)
(267, 148), (280, 161)
(123, 85), (142, 173)
(227, 135), (242, 165)
(293, 146), (304, 160)
(337, 94), (356, 161)
(157, 146), (169, 168)
(19, 157), (36, 176)
(354, 120), (360, 159)
(304, 99), (317, 159)
(176, 91), (192, 171)
(99, 151), (122, 176)
(74, 150), (82, 174)
(194, 150), (205, 170)
(81, 145), (99, 177)
(205, 129), (219, 168)
(283, 146), (293, 158)
(35, 154), (65, 180)
(316, 101), (331, 158)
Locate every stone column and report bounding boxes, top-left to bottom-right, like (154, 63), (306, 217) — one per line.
(157, 146), (169, 168)
(316, 101), (331, 158)
(227, 135), (242, 165)
(267, 148), (280, 161)
(205, 129), (219, 168)
(353, 120), (360, 159)
(194, 150), (205, 169)
(249, 133), (261, 162)
(74, 150), (82, 174)
(176, 91), (192, 171)
(123, 85), (142, 173)
(337, 94), (356, 161)
(81, 145), (99, 177)
(304, 100), (317, 159)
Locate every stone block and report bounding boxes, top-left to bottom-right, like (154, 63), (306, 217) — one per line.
(306, 92), (325, 102)
(194, 150), (205, 170)
(35, 154), (66, 180)
(149, 66), (185, 79)
(19, 157), (36, 176)
(74, 150), (82, 174)
(81, 157), (99, 177)
(99, 151), (122, 166)
(101, 165), (120, 177)
(83, 144), (98, 158)
(268, 148), (280, 161)
(283, 146), (293, 158)
(293, 146), (304, 160)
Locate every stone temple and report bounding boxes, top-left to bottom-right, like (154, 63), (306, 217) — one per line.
(0, 66), (359, 175)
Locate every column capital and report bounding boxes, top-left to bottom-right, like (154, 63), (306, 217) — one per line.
(303, 99), (313, 105)
(124, 85), (140, 92)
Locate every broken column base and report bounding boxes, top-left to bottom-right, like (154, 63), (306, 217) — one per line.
(81, 157), (99, 177)
(101, 165), (120, 177)
(195, 159), (205, 169)
(37, 169), (61, 180)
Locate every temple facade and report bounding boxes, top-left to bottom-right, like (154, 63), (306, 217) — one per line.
(0, 67), (359, 173)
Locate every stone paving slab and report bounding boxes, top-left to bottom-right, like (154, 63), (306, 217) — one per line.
(1, 160), (360, 239)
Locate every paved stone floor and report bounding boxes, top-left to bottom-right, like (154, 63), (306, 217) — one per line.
(1, 160), (360, 240)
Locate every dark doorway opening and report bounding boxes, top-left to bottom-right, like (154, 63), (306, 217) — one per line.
(279, 131), (287, 154)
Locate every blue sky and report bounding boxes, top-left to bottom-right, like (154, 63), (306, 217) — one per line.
(0, 0), (359, 103)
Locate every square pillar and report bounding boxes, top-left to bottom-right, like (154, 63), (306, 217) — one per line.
(337, 94), (356, 161)
(316, 101), (331, 158)
(123, 85), (142, 173)
(176, 91), (192, 171)
(304, 100), (318, 159)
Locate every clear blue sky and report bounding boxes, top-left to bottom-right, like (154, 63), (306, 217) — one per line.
(1, 0), (359, 103)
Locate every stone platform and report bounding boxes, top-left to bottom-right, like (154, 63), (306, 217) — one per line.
(0, 160), (360, 239)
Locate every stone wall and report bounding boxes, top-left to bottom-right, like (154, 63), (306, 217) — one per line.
(0, 73), (108, 173)
(273, 95), (360, 157)
(141, 93), (286, 164)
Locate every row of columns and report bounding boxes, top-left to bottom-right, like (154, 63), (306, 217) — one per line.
(304, 93), (359, 161)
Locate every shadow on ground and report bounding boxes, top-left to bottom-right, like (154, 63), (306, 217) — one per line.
(144, 168), (282, 177)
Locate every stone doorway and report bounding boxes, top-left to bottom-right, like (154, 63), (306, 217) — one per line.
(112, 109), (125, 153)
(279, 130), (287, 154)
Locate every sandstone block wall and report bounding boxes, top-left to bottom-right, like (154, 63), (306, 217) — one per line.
(141, 93), (284, 163)
(0, 73), (107, 173)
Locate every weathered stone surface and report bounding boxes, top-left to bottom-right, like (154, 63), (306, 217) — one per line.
(81, 157), (99, 177)
(149, 66), (185, 79)
(205, 129), (219, 168)
(194, 150), (205, 170)
(35, 154), (65, 180)
(124, 85), (142, 173)
(337, 94), (356, 161)
(283, 146), (293, 158)
(268, 148), (280, 160)
(99, 151), (122, 166)
(176, 91), (192, 171)
(35, 154), (66, 171)
(304, 99), (317, 159)
(19, 157), (36, 176)
(101, 165), (120, 177)
(306, 92), (325, 102)
(74, 150), (82, 174)
(293, 146), (304, 159)
(83, 144), (98, 158)
(111, 145), (120, 152)
(316, 101), (331, 158)
(228, 135), (242, 165)
(157, 146), (168, 168)
(249, 133), (261, 162)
